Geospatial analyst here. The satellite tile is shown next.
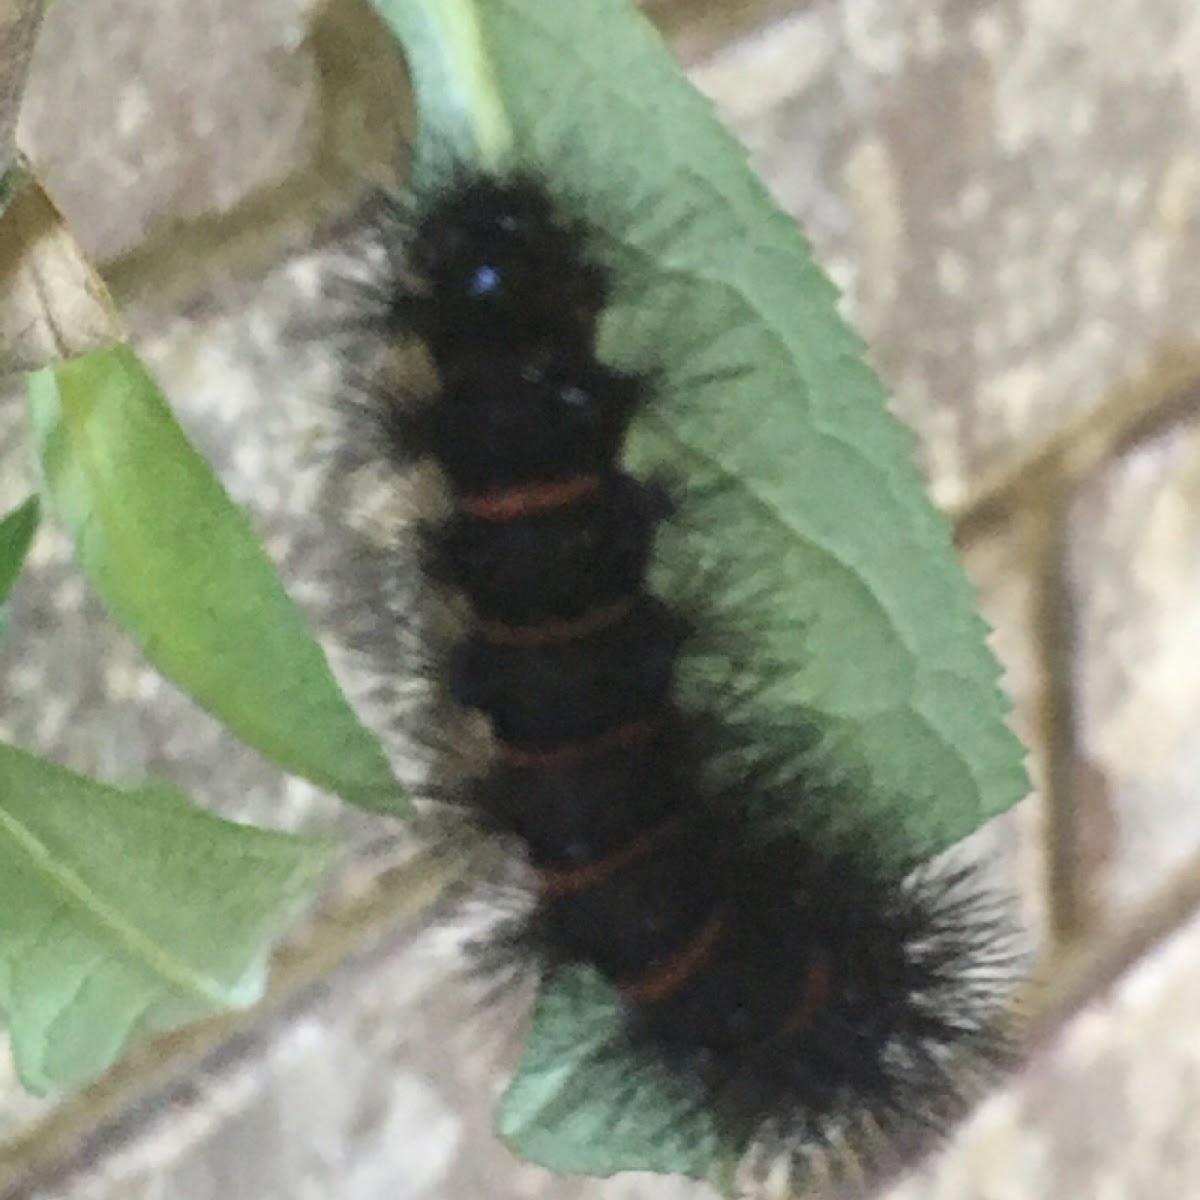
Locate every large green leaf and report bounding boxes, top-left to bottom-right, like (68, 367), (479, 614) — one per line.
(374, 0), (1028, 1181)
(27, 344), (404, 814)
(375, 0), (1025, 856)
(0, 740), (333, 1091)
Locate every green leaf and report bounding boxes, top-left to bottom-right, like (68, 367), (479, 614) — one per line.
(0, 740), (333, 1091)
(0, 495), (39, 607)
(376, 0), (1029, 1180)
(26, 344), (404, 814)
(498, 966), (729, 1182)
(370, 0), (514, 177)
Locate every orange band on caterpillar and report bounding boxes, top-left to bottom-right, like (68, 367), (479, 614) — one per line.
(460, 475), (600, 521)
(477, 598), (633, 648)
(621, 912), (727, 1006)
(495, 721), (655, 771)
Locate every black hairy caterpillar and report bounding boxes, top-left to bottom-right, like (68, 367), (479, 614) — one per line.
(349, 170), (1014, 1184)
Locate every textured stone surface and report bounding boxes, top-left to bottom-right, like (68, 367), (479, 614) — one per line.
(1069, 418), (1200, 920)
(692, 0), (1200, 509)
(884, 900), (1200, 1199)
(3, 0), (1200, 1197)
(17, 0), (319, 262)
(959, 529), (1046, 936)
(0, 0), (46, 171)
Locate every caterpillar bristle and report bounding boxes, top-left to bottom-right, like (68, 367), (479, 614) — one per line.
(338, 167), (1017, 1186)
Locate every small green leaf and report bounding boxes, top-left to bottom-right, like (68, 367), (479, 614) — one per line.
(26, 344), (404, 814)
(0, 495), (39, 606)
(0, 740), (333, 1091)
(499, 967), (727, 1181)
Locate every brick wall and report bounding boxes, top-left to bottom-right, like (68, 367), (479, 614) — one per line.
(3, 1), (1200, 1196)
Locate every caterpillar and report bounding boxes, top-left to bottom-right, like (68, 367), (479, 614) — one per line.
(345, 169), (1014, 1185)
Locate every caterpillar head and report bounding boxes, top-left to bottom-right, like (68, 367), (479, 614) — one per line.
(406, 174), (611, 358)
